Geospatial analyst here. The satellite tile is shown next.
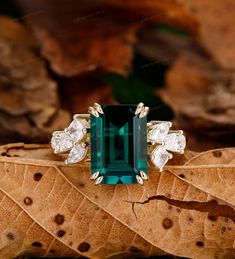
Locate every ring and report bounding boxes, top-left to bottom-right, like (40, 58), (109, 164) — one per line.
(51, 103), (186, 185)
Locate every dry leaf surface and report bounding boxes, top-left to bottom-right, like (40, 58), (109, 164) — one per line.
(0, 143), (234, 258)
(160, 52), (235, 150)
(60, 78), (117, 114)
(15, 0), (235, 77)
(15, 0), (139, 77)
(0, 16), (70, 143)
(107, 0), (235, 70)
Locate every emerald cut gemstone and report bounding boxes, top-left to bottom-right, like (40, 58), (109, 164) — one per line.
(90, 105), (148, 184)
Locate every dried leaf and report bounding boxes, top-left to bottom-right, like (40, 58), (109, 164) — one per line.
(15, 0), (235, 76)
(169, 148), (235, 207)
(15, 0), (139, 77)
(0, 191), (77, 258)
(107, 0), (235, 70)
(179, 0), (235, 70)
(160, 53), (235, 150)
(0, 16), (35, 47)
(106, 0), (199, 33)
(0, 143), (235, 258)
(60, 79), (117, 114)
(0, 16), (70, 143)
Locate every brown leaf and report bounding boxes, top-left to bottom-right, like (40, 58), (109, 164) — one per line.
(60, 78), (117, 114)
(0, 16), (36, 47)
(0, 16), (70, 143)
(107, 0), (235, 70)
(179, 0), (235, 70)
(0, 190), (77, 258)
(160, 53), (235, 150)
(15, 0), (139, 77)
(169, 148), (235, 207)
(106, 0), (199, 33)
(0, 143), (235, 258)
(15, 0), (235, 76)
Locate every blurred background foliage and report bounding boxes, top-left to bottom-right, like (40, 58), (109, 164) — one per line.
(0, 0), (193, 144)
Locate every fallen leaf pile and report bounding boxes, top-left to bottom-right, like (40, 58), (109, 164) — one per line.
(0, 16), (70, 143)
(0, 143), (234, 258)
(161, 52), (235, 150)
(14, 0), (139, 77)
(4, 0), (233, 148)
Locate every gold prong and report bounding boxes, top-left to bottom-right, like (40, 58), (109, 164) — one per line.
(73, 114), (90, 120)
(94, 175), (103, 184)
(147, 140), (155, 145)
(139, 106), (150, 118)
(52, 130), (63, 136)
(94, 103), (104, 114)
(147, 121), (172, 129)
(90, 171), (100, 180)
(169, 130), (184, 134)
(88, 106), (99, 117)
(135, 102), (144, 115)
(81, 142), (87, 148)
(140, 171), (148, 180)
(136, 175), (144, 185)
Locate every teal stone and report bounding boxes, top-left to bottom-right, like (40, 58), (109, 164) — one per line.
(90, 105), (147, 184)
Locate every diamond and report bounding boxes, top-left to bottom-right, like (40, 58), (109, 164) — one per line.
(149, 122), (171, 143)
(65, 143), (87, 164)
(51, 131), (73, 153)
(165, 133), (186, 153)
(65, 118), (88, 142)
(151, 146), (172, 171)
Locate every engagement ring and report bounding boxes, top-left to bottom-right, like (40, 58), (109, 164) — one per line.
(51, 103), (186, 185)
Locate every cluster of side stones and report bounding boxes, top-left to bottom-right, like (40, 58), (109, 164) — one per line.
(148, 122), (186, 171)
(51, 116), (89, 164)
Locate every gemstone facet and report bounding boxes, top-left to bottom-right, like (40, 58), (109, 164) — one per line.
(151, 146), (173, 171)
(91, 105), (148, 184)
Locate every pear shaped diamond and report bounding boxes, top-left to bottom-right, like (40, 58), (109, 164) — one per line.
(165, 133), (186, 153)
(151, 146), (173, 171)
(51, 131), (74, 153)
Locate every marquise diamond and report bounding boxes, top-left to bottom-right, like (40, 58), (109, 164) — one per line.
(65, 143), (87, 164)
(149, 122), (171, 143)
(65, 119), (88, 142)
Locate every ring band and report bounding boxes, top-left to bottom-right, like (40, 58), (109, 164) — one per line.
(51, 103), (186, 185)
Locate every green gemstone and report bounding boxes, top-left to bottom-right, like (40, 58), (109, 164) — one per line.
(91, 105), (147, 184)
